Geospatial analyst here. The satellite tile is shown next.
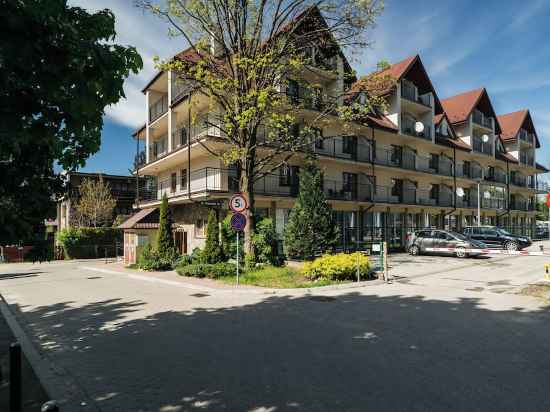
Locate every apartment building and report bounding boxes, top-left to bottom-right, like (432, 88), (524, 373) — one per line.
(129, 19), (547, 254)
(57, 172), (138, 231)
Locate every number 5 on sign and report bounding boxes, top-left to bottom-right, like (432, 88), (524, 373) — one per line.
(229, 194), (247, 213)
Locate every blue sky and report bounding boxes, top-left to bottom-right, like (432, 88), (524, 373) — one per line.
(71, 0), (549, 177)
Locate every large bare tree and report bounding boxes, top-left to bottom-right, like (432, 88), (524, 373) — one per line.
(73, 177), (117, 228)
(138, 0), (390, 254)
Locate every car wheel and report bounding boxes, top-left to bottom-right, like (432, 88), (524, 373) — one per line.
(505, 241), (518, 252)
(409, 245), (420, 256)
(455, 247), (467, 258)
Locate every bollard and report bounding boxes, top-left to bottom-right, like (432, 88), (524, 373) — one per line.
(41, 400), (60, 412)
(539, 244), (544, 252)
(10, 342), (22, 412)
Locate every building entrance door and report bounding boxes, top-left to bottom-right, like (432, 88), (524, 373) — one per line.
(174, 231), (187, 254)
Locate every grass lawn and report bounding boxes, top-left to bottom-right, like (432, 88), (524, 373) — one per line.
(219, 265), (344, 288)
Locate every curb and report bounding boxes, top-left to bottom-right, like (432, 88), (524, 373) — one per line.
(79, 265), (384, 296)
(0, 294), (99, 411)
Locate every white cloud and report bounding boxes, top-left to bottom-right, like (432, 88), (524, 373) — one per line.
(69, 0), (185, 128)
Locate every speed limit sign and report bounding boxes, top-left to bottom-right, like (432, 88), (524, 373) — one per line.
(229, 193), (248, 213)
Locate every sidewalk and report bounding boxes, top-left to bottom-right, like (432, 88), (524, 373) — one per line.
(0, 304), (48, 411)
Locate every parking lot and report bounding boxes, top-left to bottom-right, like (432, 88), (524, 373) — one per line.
(0, 241), (549, 411)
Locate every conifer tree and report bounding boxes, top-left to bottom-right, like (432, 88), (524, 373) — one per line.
(156, 193), (175, 256)
(284, 159), (339, 259)
(203, 210), (224, 263)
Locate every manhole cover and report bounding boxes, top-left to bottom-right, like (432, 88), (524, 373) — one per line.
(309, 296), (336, 302)
(190, 293), (210, 298)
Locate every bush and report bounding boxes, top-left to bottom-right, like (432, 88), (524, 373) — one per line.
(57, 227), (122, 259)
(252, 218), (281, 266)
(221, 213), (243, 260)
(176, 262), (237, 279)
(190, 247), (205, 264)
(302, 252), (371, 281)
(137, 244), (179, 271)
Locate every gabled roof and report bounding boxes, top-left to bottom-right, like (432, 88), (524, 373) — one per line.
(347, 54), (443, 113)
(118, 208), (159, 229)
(536, 163), (549, 173)
(497, 109), (540, 148)
(441, 88), (502, 134)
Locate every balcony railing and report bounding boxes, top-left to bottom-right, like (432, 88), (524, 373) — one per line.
(401, 117), (432, 140)
(171, 79), (197, 103)
(313, 136), (371, 163)
(484, 169), (507, 184)
(373, 146), (453, 177)
(510, 198), (530, 211)
(149, 95), (168, 123)
(518, 130), (535, 145)
(510, 174), (527, 187)
(472, 110), (493, 130)
(401, 81), (432, 107)
(287, 87), (337, 112)
(472, 137), (492, 155)
(519, 152), (535, 166)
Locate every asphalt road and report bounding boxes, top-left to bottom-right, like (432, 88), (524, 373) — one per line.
(0, 247), (549, 412)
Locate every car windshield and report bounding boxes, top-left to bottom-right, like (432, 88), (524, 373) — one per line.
(449, 231), (468, 241)
(497, 228), (512, 236)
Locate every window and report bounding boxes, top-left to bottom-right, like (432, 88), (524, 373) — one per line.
(279, 164), (292, 186)
(429, 153), (439, 170)
(312, 127), (324, 149)
(416, 230), (431, 238)
(430, 184), (439, 200)
(463, 161), (471, 177)
(481, 227), (498, 236)
(343, 172), (358, 191)
(180, 169), (187, 191)
(195, 219), (206, 238)
(342, 135), (357, 155)
(287, 79), (299, 103)
(391, 179), (403, 197)
(390, 145), (402, 165)
(179, 127), (188, 146)
(171, 173), (177, 193)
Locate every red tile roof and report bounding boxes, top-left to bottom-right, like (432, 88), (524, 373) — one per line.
(441, 88), (485, 124)
(497, 109), (540, 148)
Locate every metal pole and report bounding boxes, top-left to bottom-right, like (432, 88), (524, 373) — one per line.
(356, 251), (360, 282)
(10, 342), (22, 412)
(477, 181), (481, 227)
(236, 231), (240, 285)
(384, 242), (390, 283)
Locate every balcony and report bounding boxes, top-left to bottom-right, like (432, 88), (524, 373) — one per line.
(373, 146), (453, 177)
(313, 136), (371, 163)
(171, 79), (196, 104)
(401, 81), (432, 107)
(484, 168), (507, 184)
(519, 152), (535, 167)
(510, 174), (527, 187)
(286, 86), (337, 112)
(149, 94), (168, 123)
(472, 137), (492, 156)
(401, 116), (432, 140)
(472, 109), (493, 130)
(304, 47), (338, 72)
(510, 198), (529, 211)
(518, 129), (535, 146)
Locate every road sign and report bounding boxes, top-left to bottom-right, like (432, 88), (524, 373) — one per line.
(546, 193), (550, 208)
(230, 212), (247, 231)
(229, 194), (247, 213)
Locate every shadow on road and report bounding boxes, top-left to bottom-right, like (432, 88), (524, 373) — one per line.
(9, 291), (550, 411)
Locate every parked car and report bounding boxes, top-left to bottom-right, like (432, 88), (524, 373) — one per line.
(407, 229), (487, 258)
(462, 226), (531, 251)
(536, 225), (549, 239)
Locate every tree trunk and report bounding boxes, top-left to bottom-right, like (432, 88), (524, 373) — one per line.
(241, 172), (255, 256)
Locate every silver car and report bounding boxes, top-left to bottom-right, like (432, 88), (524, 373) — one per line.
(407, 229), (487, 258)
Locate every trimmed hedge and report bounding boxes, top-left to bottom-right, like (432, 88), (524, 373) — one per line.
(57, 227), (122, 259)
(302, 252), (371, 281)
(176, 262), (237, 279)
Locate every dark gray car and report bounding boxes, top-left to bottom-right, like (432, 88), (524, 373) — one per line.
(407, 229), (487, 258)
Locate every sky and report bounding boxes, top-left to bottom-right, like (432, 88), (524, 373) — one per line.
(70, 0), (550, 178)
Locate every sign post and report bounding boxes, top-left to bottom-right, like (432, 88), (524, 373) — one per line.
(230, 198), (248, 286)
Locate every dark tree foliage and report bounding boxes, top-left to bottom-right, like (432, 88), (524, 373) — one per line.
(203, 210), (224, 264)
(156, 194), (175, 256)
(0, 0), (142, 243)
(284, 158), (339, 259)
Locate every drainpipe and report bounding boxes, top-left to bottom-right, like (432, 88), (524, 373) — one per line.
(497, 159), (511, 227)
(444, 147), (457, 219)
(135, 134), (140, 209)
(187, 93), (192, 198)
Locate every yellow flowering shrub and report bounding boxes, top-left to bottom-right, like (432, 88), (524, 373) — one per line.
(302, 252), (371, 281)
